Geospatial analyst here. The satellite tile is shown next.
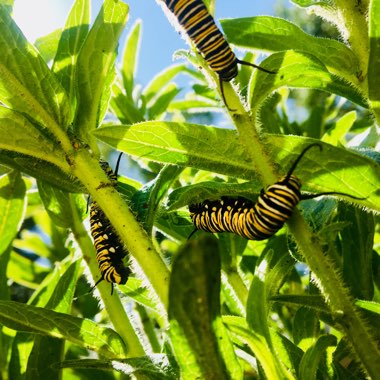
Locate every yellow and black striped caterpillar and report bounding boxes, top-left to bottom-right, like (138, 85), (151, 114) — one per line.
(189, 144), (364, 240)
(90, 154), (130, 293)
(160, 0), (275, 107)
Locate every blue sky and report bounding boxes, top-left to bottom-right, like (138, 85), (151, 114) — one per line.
(13, 0), (279, 85)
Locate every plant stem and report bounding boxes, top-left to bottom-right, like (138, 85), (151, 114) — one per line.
(334, 0), (369, 90)
(69, 149), (170, 317)
(226, 82), (277, 186)
(194, 31), (380, 376)
(368, 0), (380, 125)
(287, 209), (380, 378)
(69, 195), (145, 358)
(222, 70), (380, 379)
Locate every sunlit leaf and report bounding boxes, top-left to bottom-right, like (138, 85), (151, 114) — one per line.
(52, 0), (90, 112)
(0, 6), (70, 131)
(94, 123), (379, 211)
(0, 171), (26, 254)
(222, 16), (359, 80)
(121, 20), (141, 97)
(249, 51), (367, 110)
(0, 301), (126, 358)
(169, 236), (242, 379)
(299, 335), (337, 379)
(368, 0), (380, 117)
(74, 0), (129, 140)
(55, 355), (179, 379)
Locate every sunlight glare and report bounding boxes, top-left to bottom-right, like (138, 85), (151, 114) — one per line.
(13, 0), (71, 41)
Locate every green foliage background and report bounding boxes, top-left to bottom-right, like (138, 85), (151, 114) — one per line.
(0, 0), (379, 379)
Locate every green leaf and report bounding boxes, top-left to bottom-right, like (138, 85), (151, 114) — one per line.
(154, 211), (194, 242)
(94, 121), (252, 178)
(333, 339), (365, 379)
(110, 82), (145, 124)
(0, 301), (126, 358)
(221, 16), (359, 80)
(290, 0), (333, 8)
(52, 0), (90, 112)
(0, 106), (66, 167)
(93, 124), (379, 211)
(25, 259), (82, 380)
(169, 236), (242, 380)
(0, 326), (12, 380)
(270, 294), (332, 315)
(249, 50), (367, 110)
(224, 316), (295, 380)
(117, 174), (141, 199)
(25, 337), (63, 380)
(131, 165), (183, 233)
(74, 0), (129, 141)
(29, 257), (81, 311)
(272, 332), (304, 377)
(0, 171), (26, 254)
(119, 278), (160, 312)
(56, 355), (179, 379)
(0, 150), (83, 193)
(121, 20), (141, 97)
(355, 300), (380, 314)
(0, 6), (70, 131)
(37, 181), (86, 228)
(35, 29), (62, 63)
(7, 251), (50, 288)
(148, 83), (181, 119)
(293, 307), (320, 348)
(167, 98), (218, 112)
(218, 232), (248, 270)
(0, 246), (11, 300)
(143, 64), (188, 105)
(339, 204), (374, 300)
(368, 0), (380, 117)
(165, 180), (260, 211)
(322, 110), (357, 145)
(9, 333), (34, 380)
(14, 232), (52, 260)
(9, 256), (77, 376)
(247, 249), (295, 345)
(276, 291), (341, 333)
(299, 335), (337, 380)
(0, 0), (12, 11)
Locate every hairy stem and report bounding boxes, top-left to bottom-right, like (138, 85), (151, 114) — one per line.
(287, 209), (380, 378)
(220, 63), (380, 379)
(69, 195), (146, 358)
(69, 149), (170, 318)
(334, 0), (369, 90)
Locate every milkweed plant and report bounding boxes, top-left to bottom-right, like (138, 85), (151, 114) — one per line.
(0, 0), (379, 379)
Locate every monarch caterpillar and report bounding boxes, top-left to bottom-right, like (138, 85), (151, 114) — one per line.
(90, 153), (131, 294)
(160, 0), (275, 107)
(189, 143), (365, 240)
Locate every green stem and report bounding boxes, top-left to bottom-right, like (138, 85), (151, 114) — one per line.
(136, 304), (162, 353)
(70, 149), (170, 316)
(334, 0), (369, 90)
(221, 64), (380, 379)
(368, 0), (380, 125)
(287, 209), (380, 378)
(194, 35), (380, 376)
(225, 82), (277, 186)
(69, 195), (145, 358)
